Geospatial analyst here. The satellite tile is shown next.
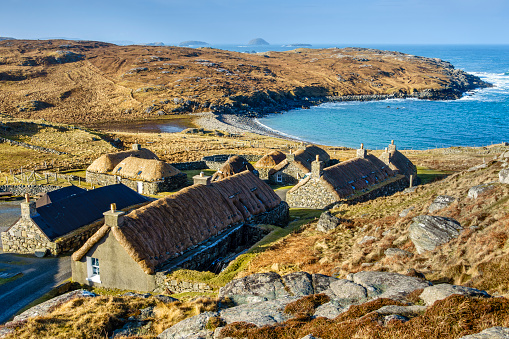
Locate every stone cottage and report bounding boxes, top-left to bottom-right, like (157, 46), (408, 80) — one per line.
(379, 140), (418, 186)
(72, 171), (289, 292)
(267, 145), (331, 185)
(211, 155), (258, 181)
(286, 144), (412, 209)
(86, 143), (187, 194)
(1, 184), (149, 256)
(254, 150), (287, 180)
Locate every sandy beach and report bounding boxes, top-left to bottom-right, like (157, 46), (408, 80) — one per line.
(191, 112), (300, 141)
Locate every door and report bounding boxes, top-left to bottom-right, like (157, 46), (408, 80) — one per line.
(137, 181), (143, 194)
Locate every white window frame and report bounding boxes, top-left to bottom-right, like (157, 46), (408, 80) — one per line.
(276, 173), (283, 183)
(86, 256), (101, 283)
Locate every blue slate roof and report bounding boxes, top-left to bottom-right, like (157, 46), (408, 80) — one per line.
(32, 184), (149, 241)
(36, 185), (86, 208)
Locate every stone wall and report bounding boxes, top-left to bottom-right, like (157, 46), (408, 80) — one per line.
(0, 184), (63, 196)
(154, 201), (289, 293)
(86, 171), (188, 194)
(269, 162), (305, 185)
(286, 177), (338, 209)
(287, 175), (410, 209)
(0, 136), (66, 155)
(202, 154), (263, 170)
(1, 217), (102, 255)
(170, 161), (207, 171)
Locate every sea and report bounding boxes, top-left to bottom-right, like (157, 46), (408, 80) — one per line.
(206, 44), (509, 150)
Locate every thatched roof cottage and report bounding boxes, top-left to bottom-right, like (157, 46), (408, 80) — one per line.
(379, 140), (418, 185)
(72, 171), (289, 292)
(286, 144), (413, 209)
(211, 155), (258, 181)
(254, 150), (286, 180)
(267, 145), (331, 185)
(86, 143), (187, 194)
(1, 184), (149, 256)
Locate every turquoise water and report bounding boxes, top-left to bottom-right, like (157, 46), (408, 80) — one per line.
(214, 44), (509, 150)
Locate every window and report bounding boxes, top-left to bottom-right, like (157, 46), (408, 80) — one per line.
(276, 173), (283, 183)
(87, 257), (101, 283)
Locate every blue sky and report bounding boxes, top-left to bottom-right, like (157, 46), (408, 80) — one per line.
(1, 0), (508, 44)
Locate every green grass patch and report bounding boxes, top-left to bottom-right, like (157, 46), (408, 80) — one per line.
(167, 209), (322, 288)
(417, 166), (452, 185)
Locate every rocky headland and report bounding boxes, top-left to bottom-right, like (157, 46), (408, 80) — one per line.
(0, 39), (490, 126)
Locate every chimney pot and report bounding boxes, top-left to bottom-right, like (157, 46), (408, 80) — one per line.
(110, 203), (116, 212)
(25, 193), (30, 203)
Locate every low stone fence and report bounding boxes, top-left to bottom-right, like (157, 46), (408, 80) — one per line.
(170, 161), (207, 171)
(0, 136), (66, 155)
(0, 184), (63, 196)
(202, 154), (263, 170)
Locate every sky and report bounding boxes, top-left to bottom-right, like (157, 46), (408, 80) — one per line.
(1, 0), (508, 45)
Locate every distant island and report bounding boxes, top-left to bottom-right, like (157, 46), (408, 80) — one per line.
(283, 43), (312, 47)
(179, 41), (209, 47)
(248, 38), (270, 46)
(0, 37), (15, 41)
(142, 42), (165, 46)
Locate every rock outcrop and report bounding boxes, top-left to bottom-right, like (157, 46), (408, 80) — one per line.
(408, 215), (462, 254)
(420, 284), (490, 306)
(500, 169), (509, 184)
(428, 195), (456, 213)
(468, 184), (495, 199)
(459, 326), (509, 339)
(315, 210), (342, 232)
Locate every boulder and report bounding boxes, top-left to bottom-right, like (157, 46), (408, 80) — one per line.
(500, 169), (509, 184)
(384, 248), (412, 258)
(34, 248), (49, 257)
(408, 215), (462, 254)
(281, 271), (314, 296)
(468, 184), (494, 199)
(219, 297), (298, 327)
(349, 271), (432, 300)
(428, 195), (456, 213)
(420, 284), (490, 306)
(316, 211), (342, 232)
(158, 311), (218, 339)
(312, 274), (339, 294)
(399, 207), (414, 217)
(218, 272), (289, 305)
(325, 279), (367, 303)
(154, 295), (179, 303)
(358, 236), (378, 245)
(459, 326), (509, 339)
(313, 300), (344, 319)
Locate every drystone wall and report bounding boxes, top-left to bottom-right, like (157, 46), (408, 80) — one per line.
(86, 171), (188, 194)
(154, 201), (289, 293)
(286, 178), (338, 209)
(0, 184), (62, 196)
(170, 161), (207, 171)
(1, 218), (102, 255)
(287, 175), (410, 209)
(0, 136), (66, 155)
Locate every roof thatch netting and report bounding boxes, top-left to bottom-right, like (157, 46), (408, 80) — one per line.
(87, 148), (159, 173)
(73, 171), (281, 274)
(211, 155), (256, 181)
(293, 146), (330, 172)
(320, 154), (395, 199)
(385, 150), (417, 179)
(254, 150), (286, 168)
(112, 157), (182, 182)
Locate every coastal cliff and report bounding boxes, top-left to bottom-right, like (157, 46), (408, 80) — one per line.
(0, 40), (490, 124)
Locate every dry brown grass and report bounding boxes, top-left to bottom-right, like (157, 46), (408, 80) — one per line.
(1, 295), (220, 339)
(284, 294), (330, 317)
(220, 295), (509, 339)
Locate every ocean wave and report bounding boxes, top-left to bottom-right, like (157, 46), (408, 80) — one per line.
(458, 72), (509, 102)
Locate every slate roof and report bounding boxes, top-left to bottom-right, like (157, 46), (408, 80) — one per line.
(36, 185), (86, 208)
(32, 184), (149, 241)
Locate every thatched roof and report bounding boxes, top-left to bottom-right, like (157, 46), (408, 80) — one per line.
(254, 151), (286, 168)
(73, 171), (281, 274)
(385, 150), (416, 179)
(112, 157), (182, 182)
(293, 146), (330, 172)
(211, 155), (256, 181)
(319, 154), (395, 199)
(87, 148), (159, 173)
